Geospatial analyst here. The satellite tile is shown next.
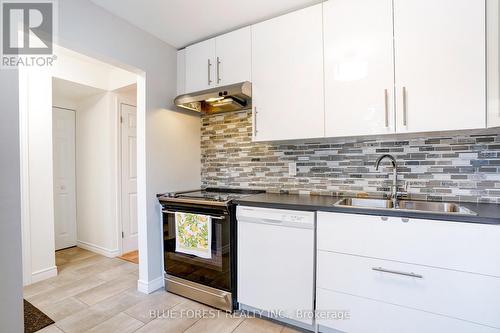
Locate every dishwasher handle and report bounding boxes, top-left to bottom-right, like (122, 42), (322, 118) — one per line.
(237, 216), (314, 229)
(238, 217), (283, 224)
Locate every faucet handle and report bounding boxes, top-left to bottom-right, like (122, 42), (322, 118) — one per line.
(397, 181), (410, 199)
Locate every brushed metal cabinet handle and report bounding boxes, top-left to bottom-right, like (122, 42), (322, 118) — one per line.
(208, 59), (212, 85)
(402, 86), (408, 127)
(216, 57), (221, 84)
(384, 89), (389, 128)
(253, 107), (258, 137)
(372, 267), (423, 279)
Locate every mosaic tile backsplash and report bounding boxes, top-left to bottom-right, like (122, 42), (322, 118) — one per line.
(201, 110), (500, 203)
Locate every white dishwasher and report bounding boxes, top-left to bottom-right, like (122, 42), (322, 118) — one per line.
(236, 206), (315, 329)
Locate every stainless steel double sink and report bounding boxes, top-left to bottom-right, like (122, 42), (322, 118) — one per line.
(334, 197), (478, 216)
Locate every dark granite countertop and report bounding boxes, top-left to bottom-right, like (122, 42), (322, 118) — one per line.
(234, 193), (500, 225)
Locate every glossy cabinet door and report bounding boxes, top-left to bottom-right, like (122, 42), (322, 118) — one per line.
(251, 4), (324, 142)
(317, 289), (499, 333)
(215, 27), (251, 86)
(176, 49), (186, 95)
(185, 38), (216, 93)
(487, 0), (500, 128)
(324, 0), (395, 137)
(394, 0), (486, 133)
(316, 212), (500, 332)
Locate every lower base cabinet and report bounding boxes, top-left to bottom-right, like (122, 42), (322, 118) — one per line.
(317, 288), (499, 333)
(316, 211), (500, 333)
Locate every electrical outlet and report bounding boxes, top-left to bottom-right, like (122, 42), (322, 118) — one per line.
(288, 162), (297, 176)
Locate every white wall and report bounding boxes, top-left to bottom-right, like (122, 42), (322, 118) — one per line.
(19, 68), (59, 284)
(75, 92), (120, 256)
(0, 69), (24, 332)
(52, 47), (137, 91)
(53, 94), (78, 110)
(55, 0), (201, 292)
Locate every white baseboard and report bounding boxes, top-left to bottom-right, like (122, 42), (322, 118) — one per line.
(77, 240), (119, 258)
(137, 276), (164, 294)
(31, 266), (58, 284)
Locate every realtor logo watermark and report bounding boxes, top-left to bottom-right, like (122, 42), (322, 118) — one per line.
(1, 0), (57, 68)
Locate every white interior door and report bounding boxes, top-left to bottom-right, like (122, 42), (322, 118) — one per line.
(120, 103), (138, 253)
(53, 107), (77, 250)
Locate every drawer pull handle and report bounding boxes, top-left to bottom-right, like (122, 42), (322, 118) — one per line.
(372, 267), (423, 279)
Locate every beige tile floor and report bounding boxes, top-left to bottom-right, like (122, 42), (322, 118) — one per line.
(24, 247), (303, 333)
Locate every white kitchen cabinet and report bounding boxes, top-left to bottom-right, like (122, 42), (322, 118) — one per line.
(317, 289), (499, 333)
(316, 211), (500, 332)
(324, 0), (395, 137)
(184, 28), (251, 94)
(317, 251), (500, 329)
(176, 49), (186, 95)
(251, 4), (324, 142)
(487, 0), (500, 128)
(215, 27), (251, 87)
(185, 38), (216, 93)
(317, 212), (500, 277)
(393, 0), (486, 133)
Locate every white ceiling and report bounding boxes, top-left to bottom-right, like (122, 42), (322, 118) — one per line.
(89, 0), (323, 49)
(53, 77), (105, 102)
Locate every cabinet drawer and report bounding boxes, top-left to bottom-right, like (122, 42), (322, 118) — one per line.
(317, 251), (500, 329)
(316, 288), (499, 333)
(317, 212), (500, 277)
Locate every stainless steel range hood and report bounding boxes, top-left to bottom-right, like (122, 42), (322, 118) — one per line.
(174, 81), (251, 114)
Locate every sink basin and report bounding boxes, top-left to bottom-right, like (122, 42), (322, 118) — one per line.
(335, 198), (394, 209)
(397, 200), (477, 215)
(334, 198), (477, 216)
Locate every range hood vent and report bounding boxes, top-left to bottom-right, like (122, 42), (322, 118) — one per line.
(174, 81), (252, 114)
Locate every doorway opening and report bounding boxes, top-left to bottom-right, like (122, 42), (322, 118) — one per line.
(20, 46), (141, 285)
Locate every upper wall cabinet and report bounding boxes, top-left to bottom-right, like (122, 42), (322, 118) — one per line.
(324, 0), (486, 138)
(486, 0), (499, 128)
(393, 0), (486, 133)
(324, 0), (395, 137)
(177, 49), (186, 95)
(184, 27), (251, 94)
(185, 38), (216, 93)
(215, 27), (252, 87)
(251, 4), (324, 142)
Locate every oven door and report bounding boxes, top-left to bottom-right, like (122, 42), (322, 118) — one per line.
(162, 204), (232, 292)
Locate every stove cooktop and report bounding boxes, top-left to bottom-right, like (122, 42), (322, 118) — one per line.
(158, 188), (264, 204)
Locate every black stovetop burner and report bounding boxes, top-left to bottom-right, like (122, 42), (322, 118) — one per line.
(158, 188), (264, 203)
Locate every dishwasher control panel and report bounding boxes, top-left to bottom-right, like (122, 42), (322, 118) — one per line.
(237, 206), (315, 229)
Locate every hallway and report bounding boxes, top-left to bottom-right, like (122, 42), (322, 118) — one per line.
(23, 248), (300, 333)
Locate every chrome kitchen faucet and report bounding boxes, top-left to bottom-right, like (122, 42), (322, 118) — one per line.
(375, 154), (400, 208)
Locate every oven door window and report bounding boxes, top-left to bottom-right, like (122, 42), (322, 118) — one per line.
(163, 210), (231, 292)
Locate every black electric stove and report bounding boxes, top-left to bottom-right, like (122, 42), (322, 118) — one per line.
(157, 188), (264, 312)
